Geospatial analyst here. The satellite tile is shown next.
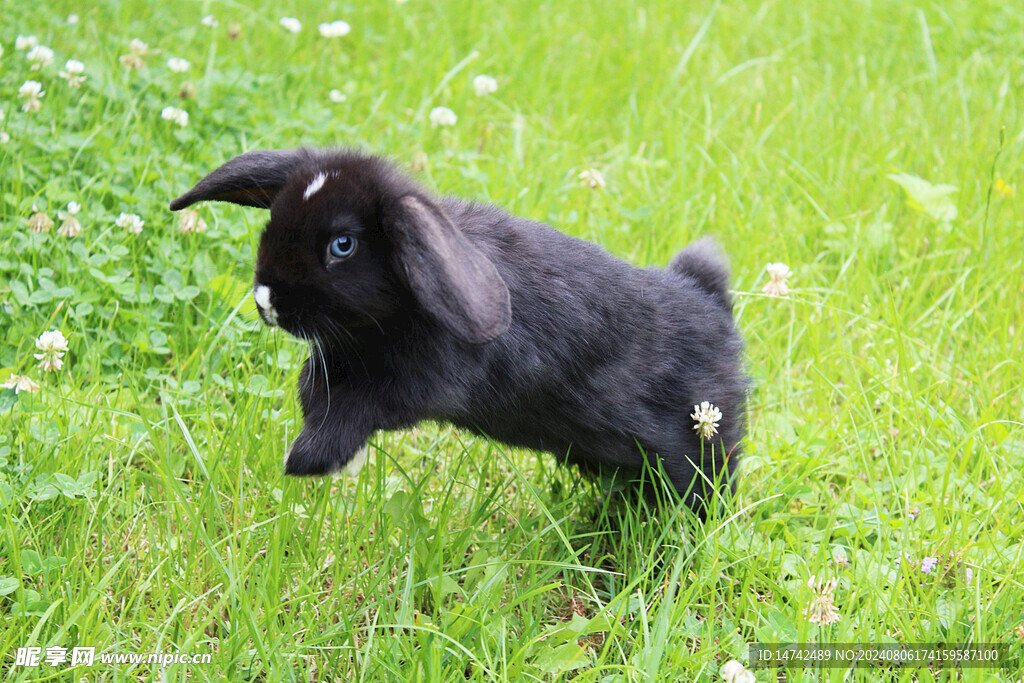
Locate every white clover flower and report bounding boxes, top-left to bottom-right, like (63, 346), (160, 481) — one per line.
(279, 17), (302, 33)
(0, 132), (9, 145)
(318, 20), (351, 37)
(161, 106), (189, 127)
(27, 45), (55, 70)
(0, 109), (4, 121)
(201, 15), (219, 27)
(2, 373), (40, 394)
(473, 74), (498, 96)
(429, 106), (457, 128)
(116, 212), (144, 234)
(58, 202), (82, 238)
(119, 38), (148, 70)
(766, 262), (791, 280)
(762, 262), (792, 297)
(578, 168), (606, 189)
(328, 89), (347, 103)
(59, 59), (86, 87)
(178, 209), (207, 234)
(16, 35), (39, 51)
(67, 14), (79, 25)
(28, 208), (53, 233)
(167, 57), (191, 73)
(19, 80), (46, 112)
(720, 660), (756, 683)
(34, 330), (69, 373)
(804, 575), (840, 625)
(58, 213), (82, 238)
(691, 401), (722, 440)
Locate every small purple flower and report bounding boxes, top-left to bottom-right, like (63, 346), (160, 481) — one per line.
(897, 551), (973, 587)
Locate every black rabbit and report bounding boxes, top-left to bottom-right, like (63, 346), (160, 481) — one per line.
(171, 148), (746, 512)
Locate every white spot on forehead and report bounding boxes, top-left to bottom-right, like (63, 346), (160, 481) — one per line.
(303, 171), (328, 200)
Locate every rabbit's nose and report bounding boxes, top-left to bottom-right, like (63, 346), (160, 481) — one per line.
(253, 284), (279, 326)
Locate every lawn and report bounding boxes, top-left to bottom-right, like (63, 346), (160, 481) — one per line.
(1, 1), (1022, 681)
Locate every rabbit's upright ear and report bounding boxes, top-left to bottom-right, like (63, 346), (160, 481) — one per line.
(387, 195), (511, 345)
(169, 149), (308, 211)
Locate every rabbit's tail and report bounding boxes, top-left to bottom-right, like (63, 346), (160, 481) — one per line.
(669, 238), (732, 310)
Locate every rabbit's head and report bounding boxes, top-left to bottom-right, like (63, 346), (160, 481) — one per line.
(171, 149), (511, 345)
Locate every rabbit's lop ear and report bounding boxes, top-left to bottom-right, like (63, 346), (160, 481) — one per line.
(169, 149), (308, 211)
(388, 195), (511, 345)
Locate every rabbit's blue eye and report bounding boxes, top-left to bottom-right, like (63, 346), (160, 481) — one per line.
(329, 235), (357, 259)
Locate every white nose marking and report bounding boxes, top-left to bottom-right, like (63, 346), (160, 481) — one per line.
(253, 284), (278, 325)
(254, 284), (272, 310)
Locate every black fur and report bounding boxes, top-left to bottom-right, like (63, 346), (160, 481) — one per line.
(171, 149), (746, 512)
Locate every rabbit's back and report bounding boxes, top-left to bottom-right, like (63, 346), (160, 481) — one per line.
(441, 199), (745, 504)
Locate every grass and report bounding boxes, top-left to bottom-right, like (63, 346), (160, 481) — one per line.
(1, 0), (1022, 680)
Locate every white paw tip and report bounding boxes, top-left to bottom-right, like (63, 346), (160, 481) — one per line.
(337, 445), (369, 478)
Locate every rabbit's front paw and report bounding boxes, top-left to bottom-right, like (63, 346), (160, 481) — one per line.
(284, 427), (359, 476)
